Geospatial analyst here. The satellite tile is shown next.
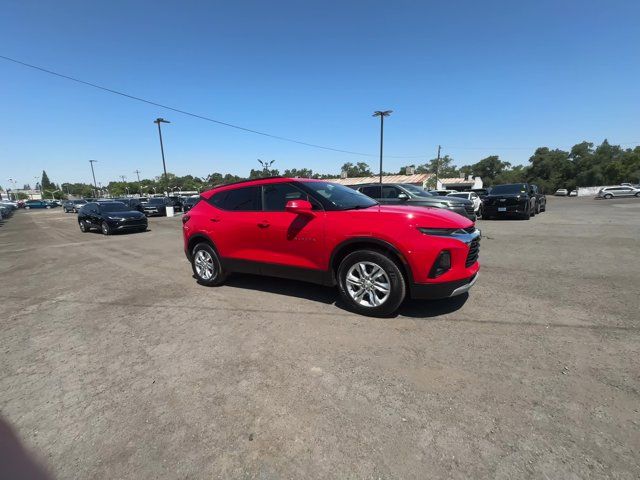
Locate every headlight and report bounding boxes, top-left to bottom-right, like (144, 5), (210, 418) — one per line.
(419, 227), (469, 236)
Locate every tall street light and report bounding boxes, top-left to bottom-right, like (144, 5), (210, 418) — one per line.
(89, 160), (98, 195)
(153, 118), (170, 195)
(372, 110), (392, 184)
(134, 169), (141, 195)
(258, 159), (275, 176)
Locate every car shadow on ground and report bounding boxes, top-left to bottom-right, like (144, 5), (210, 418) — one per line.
(219, 273), (469, 317)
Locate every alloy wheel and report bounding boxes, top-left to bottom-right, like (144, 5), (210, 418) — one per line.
(194, 250), (215, 280)
(345, 261), (391, 307)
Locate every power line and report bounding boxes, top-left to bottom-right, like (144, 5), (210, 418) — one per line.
(0, 54), (425, 159)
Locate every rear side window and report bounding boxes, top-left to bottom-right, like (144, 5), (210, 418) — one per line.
(209, 186), (261, 211)
(360, 186), (381, 198)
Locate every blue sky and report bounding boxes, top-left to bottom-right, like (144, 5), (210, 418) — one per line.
(1, 0), (639, 186)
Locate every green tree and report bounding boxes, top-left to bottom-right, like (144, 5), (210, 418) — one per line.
(340, 162), (372, 177)
(416, 155), (458, 177)
(283, 168), (314, 178)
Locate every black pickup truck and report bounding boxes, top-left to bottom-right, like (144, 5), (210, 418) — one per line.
(482, 183), (538, 220)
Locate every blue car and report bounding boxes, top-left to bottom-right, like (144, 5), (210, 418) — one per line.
(24, 200), (58, 210)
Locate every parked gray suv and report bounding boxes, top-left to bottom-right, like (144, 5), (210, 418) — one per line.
(597, 186), (640, 199)
(352, 183), (477, 221)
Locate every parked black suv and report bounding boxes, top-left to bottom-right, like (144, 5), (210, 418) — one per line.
(482, 183), (537, 220)
(182, 196), (200, 212)
(78, 201), (148, 235)
(143, 197), (177, 216)
(353, 183), (477, 221)
(114, 197), (146, 213)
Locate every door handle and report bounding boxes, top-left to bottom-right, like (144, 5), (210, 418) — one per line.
(257, 221), (270, 228)
(210, 218), (220, 222)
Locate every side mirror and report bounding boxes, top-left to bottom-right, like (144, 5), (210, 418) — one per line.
(285, 199), (314, 216)
(398, 193), (409, 200)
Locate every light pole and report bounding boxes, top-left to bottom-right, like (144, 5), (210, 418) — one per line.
(33, 176), (40, 199)
(45, 189), (60, 200)
(372, 110), (392, 184)
(258, 159), (275, 176)
(153, 118), (170, 194)
(7, 178), (18, 201)
(89, 160), (98, 195)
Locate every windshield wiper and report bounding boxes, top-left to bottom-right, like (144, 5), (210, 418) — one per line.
(340, 204), (376, 211)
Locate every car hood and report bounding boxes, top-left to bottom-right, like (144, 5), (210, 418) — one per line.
(430, 195), (473, 205)
(349, 205), (474, 228)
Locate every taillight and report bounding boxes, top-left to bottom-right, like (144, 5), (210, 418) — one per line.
(182, 214), (190, 224)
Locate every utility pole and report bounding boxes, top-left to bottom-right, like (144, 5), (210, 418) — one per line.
(372, 110), (392, 184)
(89, 160), (98, 196)
(434, 145), (441, 189)
(134, 169), (141, 195)
(257, 159), (275, 176)
(153, 118), (170, 195)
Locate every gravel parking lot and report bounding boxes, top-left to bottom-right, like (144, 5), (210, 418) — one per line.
(1, 197), (639, 479)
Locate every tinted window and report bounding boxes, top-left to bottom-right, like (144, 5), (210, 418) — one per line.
(100, 202), (129, 212)
(300, 181), (377, 210)
(381, 186), (401, 199)
(448, 193), (469, 199)
(148, 198), (167, 205)
(401, 184), (432, 197)
(184, 197), (199, 205)
(360, 186), (381, 198)
(263, 183), (306, 211)
(212, 186), (261, 211)
(490, 184), (527, 195)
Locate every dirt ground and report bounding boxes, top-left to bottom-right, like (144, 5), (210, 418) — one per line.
(1, 196), (638, 479)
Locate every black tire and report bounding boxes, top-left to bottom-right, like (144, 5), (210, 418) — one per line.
(25, 206), (30, 210)
(191, 242), (226, 286)
(635, 192), (640, 197)
(337, 250), (406, 317)
(79, 220), (89, 233)
(604, 194), (613, 199)
(101, 221), (111, 236)
(46, 205), (51, 209)
(522, 209), (531, 220)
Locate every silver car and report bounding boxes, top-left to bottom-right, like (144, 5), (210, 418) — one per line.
(597, 186), (640, 199)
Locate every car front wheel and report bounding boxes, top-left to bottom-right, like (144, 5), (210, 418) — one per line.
(101, 221), (111, 235)
(79, 220), (89, 232)
(191, 242), (226, 286)
(604, 194), (613, 199)
(337, 250), (406, 317)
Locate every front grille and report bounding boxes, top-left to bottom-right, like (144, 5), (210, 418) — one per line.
(464, 204), (475, 215)
(465, 238), (480, 267)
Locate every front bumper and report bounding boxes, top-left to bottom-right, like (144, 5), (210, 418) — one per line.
(410, 273), (479, 299)
(483, 203), (528, 215)
(109, 219), (148, 230)
(448, 205), (476, 221)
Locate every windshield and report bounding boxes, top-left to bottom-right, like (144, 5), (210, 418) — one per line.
(490, 184), (527, 195)
(100, 202), (129, 212)
(401, 184), (433, 197)
(185, 197), (198, 204)
(300, 181), (378, 210)
(73, 200), (87, 204)
(148, 198), (165, 205)
(448, 193), (469, 199)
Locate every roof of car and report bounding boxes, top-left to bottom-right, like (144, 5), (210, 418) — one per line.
(201, 177), (326, 199)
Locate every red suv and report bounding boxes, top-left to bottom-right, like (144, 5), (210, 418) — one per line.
(182, 177), (480, 316)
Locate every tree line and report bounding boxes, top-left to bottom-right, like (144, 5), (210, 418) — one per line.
(3, 140), (637, 199)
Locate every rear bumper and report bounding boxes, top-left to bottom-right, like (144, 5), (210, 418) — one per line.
(410, 273), (479, 299)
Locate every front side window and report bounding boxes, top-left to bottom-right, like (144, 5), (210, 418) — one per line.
(381, 186), (401, 199)
(299, 181), (378, 211)
(263, 183), (307, 211)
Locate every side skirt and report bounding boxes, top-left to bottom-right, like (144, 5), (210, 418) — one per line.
(220, 258), (334, 286)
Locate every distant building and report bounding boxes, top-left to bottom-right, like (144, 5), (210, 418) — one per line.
(436, 175), (483, 190)
(331, 173), (482, 191)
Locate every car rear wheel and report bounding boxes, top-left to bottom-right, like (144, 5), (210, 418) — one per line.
(191, 242), (226, 286)
(635, 192), (640, 197)
(101, 221), (111, 235)
(337, 250), (406, 317)
(25, 206), (30, 210)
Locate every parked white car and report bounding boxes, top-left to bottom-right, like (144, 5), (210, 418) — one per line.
(569, 190), (578, 197)
(447, 191), (482, 214)
(597, 186), (640, 199)
(554, 189), (568, 196)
